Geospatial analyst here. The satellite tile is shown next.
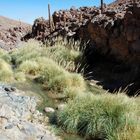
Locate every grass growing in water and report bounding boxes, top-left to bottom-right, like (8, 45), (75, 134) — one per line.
(58, 93), (140, 140)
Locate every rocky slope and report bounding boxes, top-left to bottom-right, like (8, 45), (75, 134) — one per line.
(0, 16), (31, 50)
(0, 84), (60, 140)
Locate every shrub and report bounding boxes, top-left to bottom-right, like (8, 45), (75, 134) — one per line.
(0, 59), (13, 82)
(58, 93), (140, 140)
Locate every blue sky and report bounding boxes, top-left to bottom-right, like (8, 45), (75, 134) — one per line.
(0, 0), (114, 24)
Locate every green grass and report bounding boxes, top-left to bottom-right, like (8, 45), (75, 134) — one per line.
(11, 39), (83, 72)
(14, 72), (26, 82)
(0, 58), (13, 82)
(0, 39), (139, 140)
(45, 46), (82, 71)
(58, 93), (140, 140)
(0, 48), (11, 63)
(11, 40), (86, 98)
(18, 60), (40, 75)
(47, 72), (86, 98)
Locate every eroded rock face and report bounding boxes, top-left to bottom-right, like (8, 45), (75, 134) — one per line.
(0, 84), (60, 140)
(86, 5), (140, 63)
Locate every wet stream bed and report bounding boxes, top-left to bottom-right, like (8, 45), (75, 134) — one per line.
(11, 80), (84, 140)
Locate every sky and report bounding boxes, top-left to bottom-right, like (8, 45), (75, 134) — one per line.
(0, 0), (114, 24)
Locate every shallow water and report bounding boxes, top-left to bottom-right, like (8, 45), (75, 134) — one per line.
(12, 80), (84, 140)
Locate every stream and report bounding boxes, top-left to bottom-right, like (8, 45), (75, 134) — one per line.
(12, 80), (84, 140)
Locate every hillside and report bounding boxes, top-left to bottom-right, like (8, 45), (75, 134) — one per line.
(0, 1), (140, 140)
(0, 16), (31, 50)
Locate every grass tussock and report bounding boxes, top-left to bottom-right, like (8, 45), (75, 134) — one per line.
(11, 39), (42, 65)
(18, 60), (40, 75)
(14, 72), (26, 82)
(0, 48), (11, 63)
(45, 46), (82, 71)
(58, 93), (140, 140)
(0, 59), (13, 82)
(47, 72), (86, 97)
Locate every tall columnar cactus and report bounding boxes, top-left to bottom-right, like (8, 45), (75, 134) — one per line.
(63, 12), (66, 27)
(79, 13), (83, 22)
(101, 0), (103, 13)
(48, 4), (53, 33)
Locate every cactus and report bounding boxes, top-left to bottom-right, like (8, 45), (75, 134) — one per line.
(63, 12), (66, 27)
(48, 4), (53, 33)
(101, 0), (103, 13)
(48, 4), (55, 33)
(79, 13), (83, 22)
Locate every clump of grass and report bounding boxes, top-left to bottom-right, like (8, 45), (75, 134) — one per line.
(0, 48), (11, 63)
(45, 46), (82, 71)
(11, 38), (84, 72)
(14, 72), (26, 82)
(47, 72), (86, 97)
(58, 93), (140, 140)
(36, 57), (66, 83)
(11, 39), (42, 65)
(16, 54), (86, 98)
(21, 56), (86, 98)
(0, 59), (13, 82)
(18, 60), (40, 75)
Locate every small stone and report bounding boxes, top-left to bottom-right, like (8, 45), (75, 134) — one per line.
(44, 107), (55, 113)
(4, 87), (12, 92)
(5, 124), (13, 129)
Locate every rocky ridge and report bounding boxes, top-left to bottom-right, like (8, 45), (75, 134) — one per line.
(0, 16), (31, 50)
(0, 84), (60, 140)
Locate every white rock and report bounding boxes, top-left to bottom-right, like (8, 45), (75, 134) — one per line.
(44, 107), (55, 113)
